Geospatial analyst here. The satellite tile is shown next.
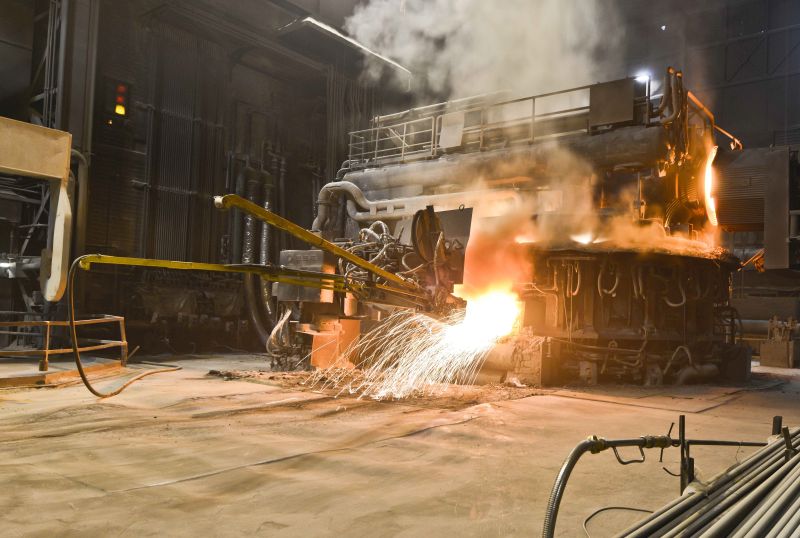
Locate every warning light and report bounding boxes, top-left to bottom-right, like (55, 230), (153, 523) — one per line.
(106, 79), (130, 118)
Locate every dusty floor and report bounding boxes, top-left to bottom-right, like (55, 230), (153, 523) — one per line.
(1, 355), (799, 537)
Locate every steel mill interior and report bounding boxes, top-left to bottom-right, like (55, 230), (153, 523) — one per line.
(2, 1), (800, 536)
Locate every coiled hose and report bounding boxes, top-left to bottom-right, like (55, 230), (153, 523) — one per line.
(68, 256), (181, 398)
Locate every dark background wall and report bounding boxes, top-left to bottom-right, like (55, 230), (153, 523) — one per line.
(82, 0), (380, 263)
(0, 0), (34, 118)
(620, 0), (800, 148)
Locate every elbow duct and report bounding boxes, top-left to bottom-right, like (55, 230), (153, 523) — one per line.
(313, 180), (522, 230)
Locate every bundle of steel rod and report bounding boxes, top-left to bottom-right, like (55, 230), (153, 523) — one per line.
(619, 426), (800, 537)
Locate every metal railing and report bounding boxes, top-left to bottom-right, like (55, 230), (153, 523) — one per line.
(349, 115), (437, 165)
(347, 81), (652, 169)
(0, 316), (128, 371)
(347, 92), (593, 168)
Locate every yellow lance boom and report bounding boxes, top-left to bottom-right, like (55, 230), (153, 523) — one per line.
(76, 254), (350, 292)
(76, 254), (431, 309)
(213, 194), (420, 292)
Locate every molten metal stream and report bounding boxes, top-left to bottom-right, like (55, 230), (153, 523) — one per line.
(704, 145), (719, 227)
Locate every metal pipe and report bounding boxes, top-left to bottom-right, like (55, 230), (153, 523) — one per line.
(259, 176), (274, 321)
(630, 430), (800, 537)
(316, 180), (521, 225)
(278, 155), (287, 249)
(622, 431), (800, 537)
(310, 163), (350, 231)
(663, 279), (686, 308)
(231, 163), (248, 263)
(216, 194), (420, 291)
(660, 457), (786, 536)
(260, 188), (271, 265)
(730, 456), (800, 536)
(655, 67), (675, 117)
(740, 319), (800, 337)
(674, 363), (718, 384)
(597, 261), (620, 296)
(71, 149), (88, 257)
(242, 180), (259, 264)
(766, 491), (800, 537)
(55, 0), (69, 128)
(318, 124), (667, 230)
(687, 90), (715, 127)
(543, 435), (672, 538)
(343, 126), (668, 194)
(242, 179), (270, 347)
(661, 70), (682, 125)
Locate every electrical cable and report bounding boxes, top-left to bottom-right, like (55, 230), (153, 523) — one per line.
(68, 256), (181, 398)
(582, 506), (653, 537)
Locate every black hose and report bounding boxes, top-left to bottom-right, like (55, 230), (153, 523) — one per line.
(243, 273), (271, 347)
(67, 256), (181, 398)
(582, 506), (652, 537)
(544, 435), (673, 537)
(543, 439), (600, 538)
(242, 177), (273, 348)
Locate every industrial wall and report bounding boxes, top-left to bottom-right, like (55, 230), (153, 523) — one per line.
(88, 0), (317, 262)
(0, 0), (389, 350)
(62, 0), (385, 349)
(621, 0), (800, 148)
(0, 0), (33, 118)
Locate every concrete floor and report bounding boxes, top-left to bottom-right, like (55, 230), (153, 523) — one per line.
(0, 356), (122, 388)
(1, 355), (799, 537)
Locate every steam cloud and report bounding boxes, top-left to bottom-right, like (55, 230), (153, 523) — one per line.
(345, 0), (624, 99)
(344, 1), (717, 298)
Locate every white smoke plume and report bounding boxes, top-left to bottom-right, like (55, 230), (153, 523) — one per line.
(345, 0), (624, 99)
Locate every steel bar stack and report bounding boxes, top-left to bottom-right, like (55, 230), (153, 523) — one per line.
(618, 427), (800, 537)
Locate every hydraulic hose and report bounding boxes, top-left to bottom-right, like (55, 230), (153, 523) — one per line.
(543, 434), (673, 538)
(543, 438), (598, 538)
(68, 256), (181, 398)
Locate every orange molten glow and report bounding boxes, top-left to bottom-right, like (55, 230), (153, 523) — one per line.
(453, 286), (521, 344)
(704, 145), (719, 227)
(569, 232), (593, 245)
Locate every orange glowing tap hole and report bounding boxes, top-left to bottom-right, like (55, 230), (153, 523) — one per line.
(451, 287), (521, 344)
(704, 145), (719, 226)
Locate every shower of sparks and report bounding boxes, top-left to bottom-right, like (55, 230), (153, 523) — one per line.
(309, 289), (521, 400)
